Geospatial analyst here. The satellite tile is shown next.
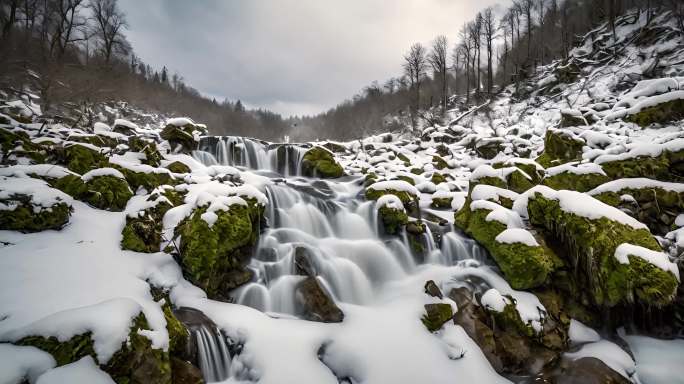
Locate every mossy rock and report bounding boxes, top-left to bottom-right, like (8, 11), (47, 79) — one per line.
(625, 98), (684, 127)
(492, 161), (544, 184)
(431, 173), (447, 185)
(53, 174), (133, 211)
(394, 175), (416, 185)
(301, 146), (344, 178)
(378, 205), (408, 235)
(470, 177), (507, 190)
(19, 313), (172, 384)
(527, 193), (678, 307)
(128, 136), (163, 167)
(396, 152), (411, 166)
(0, 127), (48, 164)
(536, 129), (585, 168)
(475, 139), (505, 160)
(116, 167), (174, 193)
(431, 197), (453, 209)
(160, 123), (205, 153)
(67, 134), (119, 148)
(365, 188), (415, 207)
(122, 198), (174, 253)
(542, 171), (611, 193)
(432, 155), (449, 170)
(599, 153), (675, 182)
(559, 111), (587, 127)
(322, 141), (347, 153)
(61, 143), (108, 174)
(591, 182), (684, 235)
(421, 303), (453, 332)
(506, 169), (535, 193)
(0, 197), (71, 232)
(175, 203), (262, 299)
(454, 203), (554, 289)
(166, 161), (191, 174)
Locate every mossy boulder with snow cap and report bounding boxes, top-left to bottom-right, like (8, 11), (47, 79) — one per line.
(0, 176), (72, 232)
(365, 180), (419, 213)
(122, 188), (176, 253)
(624, 98), (684, 127)
(301, 146), (344, 178)
(53, 168), (133, 212)
(160, 118), (207, 154)
(594, 139), (684, 182)
(470, 164), (535, 194)
(521, 186), (679, 307)
(174, 196), (263, 299)
(376, 194), (408, 235)
(588, 178), (684, 235)
(536, 128), (585, 168)
(454, 199), (555, 289)
(60, 143), (108, 175)
(542, 162), (611, 192)
(16, 302), (172, 384)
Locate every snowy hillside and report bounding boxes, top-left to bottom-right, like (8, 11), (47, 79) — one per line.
(1, 7), (684, 384)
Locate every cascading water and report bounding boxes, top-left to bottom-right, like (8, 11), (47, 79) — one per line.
(190, 136), (499, 383)
(194, 324), (232, 383)
(194, 136), (490, 319)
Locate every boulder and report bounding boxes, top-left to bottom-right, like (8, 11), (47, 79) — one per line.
(122, 192), (175, 253)
(0, 177), (72, 232)
(295, 276), (344, 323)
(160, 120), (207, 154)
(536, 129), (585, 168)
(378, 205), (408, 235)
(60, 143), (108, 174)
(539, 357), (630, 384)
(166, 161), (192, 174)
(301, 146), (344, 178)
(625, 98), (684, 127)
(421, 303), (453, 332)
(54, 173), (133, 212)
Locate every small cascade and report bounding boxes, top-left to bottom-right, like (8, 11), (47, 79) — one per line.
(194, 139), (489, 318)
(195, 324), (232, 383)
(174, 307), (232, 383)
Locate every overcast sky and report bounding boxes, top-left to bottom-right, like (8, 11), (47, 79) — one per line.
(119, 0), (509, 117)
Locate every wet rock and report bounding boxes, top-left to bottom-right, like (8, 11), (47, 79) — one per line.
(293, 246), (317, 276)
(171, 357), (205, 384)
(295, 276), (344, 323)
(378, 205), (409, 235)
(538, 357), (630, 384)
(424, 280), (443, 299)
(301, 146), (344, 178)
(421, 303), (453, 332)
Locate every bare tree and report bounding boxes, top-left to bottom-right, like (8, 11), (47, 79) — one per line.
(46, 0), (87, 59)
(403, 43), (427, 128)
(428, 35), (448, 113)
(482, 8), (496, 94)
(519, 0), (534, 60)
(90, 0), (128, 64)
(536, 0), (546, 66)
(458, 24), (473, 103)
(1, 0), (20, 37)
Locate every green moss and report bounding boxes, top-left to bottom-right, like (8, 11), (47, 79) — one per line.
(542, 171), (611, 193)
(455, 203), (554, 289)
(431, 173), (447, 185)
(365, 188), (416, 207)
(53, 174), (132, 211)
(431, 197), (453, 209)
(421, 303), (453, 332)
(395, 175), (416, 185)
(491, 302), (535, 338)
(160, 123), (205, 153)
(301, 147), (344, 178)
(600, 154), (672, 181)
(116, 167), (173, 193)
(432, 155), (449, 170)
(527, 193), (677, 307)
(62, 144), (108, 174)
(121, 199), (173, 253)
(128, 137), (163, 167)
(470, 177), (507, 190)
(0, 127), (48, 164)
(506, 169), (535, 193)
(396, 152), (411, 166)
(492, 162), (543, 184)
(536, 129), (585, 168)
(0, 199), (71, 232)
(625, 99), (684, 127)
(166, 161), (191, 174)
(378, 205), (408, 235)
(19, 313), (171, 384)
(175, 203), (262, 298)
(410, 167), (423, 175)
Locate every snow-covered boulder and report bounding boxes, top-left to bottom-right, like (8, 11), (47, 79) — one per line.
(0, 176), (72, 232)
(300, 146), (344, 178)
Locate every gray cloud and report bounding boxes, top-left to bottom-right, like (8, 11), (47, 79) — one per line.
(119, 0), (510, 116)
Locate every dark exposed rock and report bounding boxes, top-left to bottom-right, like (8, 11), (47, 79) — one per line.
(424, 280), (443, 299)
(295, 276), (344, 323)
(293, 246), (317, 276)
(421, 303), (453, 332)
(538, 357), (630, 384)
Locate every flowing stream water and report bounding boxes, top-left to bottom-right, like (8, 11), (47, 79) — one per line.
(192, 136), (491, 382)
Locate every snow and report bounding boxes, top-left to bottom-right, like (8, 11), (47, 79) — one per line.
(113, 119), (139, 131)
(0, 164), (76, 179)
(165, 117), (195, 127)
(366, 180), (419, 196)
(376, 194), (404, 211)
(471, 164), (529, 182)
(201, 195), (248, 227)
(480, 288), (510, 312)
(545, 162), (606, 177)
(0, 343), (55, 384)
(568, 319), (600, 345)
(470, 184), (520, 204)
(3, 298), (144, 364)
(514, 186), (649, 230)
(0, 176), (73, 210)
(81, 167), (126, 182)
(625, 335), (684, 384)
(588, 178), (684, 194)
(564, 340), (637, 380)
(495, 228), (539, 247)
(35, 356), (115, 384)
(613, 243), (680, 281)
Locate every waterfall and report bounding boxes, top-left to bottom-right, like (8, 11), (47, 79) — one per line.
(195, 137), (486, 319)
(195, 324), (232, 383)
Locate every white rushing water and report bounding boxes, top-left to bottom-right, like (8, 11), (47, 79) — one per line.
(187, 137), (518, 384)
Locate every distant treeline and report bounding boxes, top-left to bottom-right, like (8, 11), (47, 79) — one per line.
(0, 0), (291, 140)
(290, 0), (684, 141)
